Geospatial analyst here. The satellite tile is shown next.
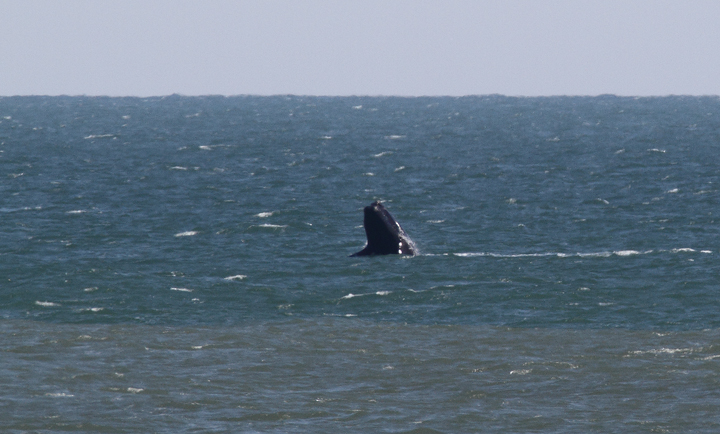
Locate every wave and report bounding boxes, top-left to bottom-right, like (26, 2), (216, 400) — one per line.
(1, 206), (42, 213)
(340, 291), (392, 300)
(447, 248), (711, 258)
(170, 287), (193, 292)
(224, 275), (247, 281)
(84, 133), (117, 140)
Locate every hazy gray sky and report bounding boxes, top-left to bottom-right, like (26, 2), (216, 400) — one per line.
(2, 0), (719, 96)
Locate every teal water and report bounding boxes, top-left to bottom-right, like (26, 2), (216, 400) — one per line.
(2, 95), (720, 432)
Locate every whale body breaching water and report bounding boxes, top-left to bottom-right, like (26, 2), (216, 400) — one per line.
(351, 201), (416, 257)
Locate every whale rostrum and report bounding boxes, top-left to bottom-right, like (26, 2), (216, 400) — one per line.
(351, 201), (416, 256)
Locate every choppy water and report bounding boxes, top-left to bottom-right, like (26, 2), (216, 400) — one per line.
(2, 95), (720, 432)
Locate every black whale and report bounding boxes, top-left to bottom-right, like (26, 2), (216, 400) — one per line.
(351, 201), (416, 256)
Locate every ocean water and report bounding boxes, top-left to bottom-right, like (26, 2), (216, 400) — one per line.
(2, 95), (720, 432)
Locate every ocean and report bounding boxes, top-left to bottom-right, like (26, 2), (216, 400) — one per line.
(2, 95), (720, 432)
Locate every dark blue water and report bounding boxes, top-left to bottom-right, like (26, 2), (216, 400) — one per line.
(2, 95), (720, 432)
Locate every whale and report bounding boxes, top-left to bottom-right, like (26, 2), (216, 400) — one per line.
(351, 201), (416, 256)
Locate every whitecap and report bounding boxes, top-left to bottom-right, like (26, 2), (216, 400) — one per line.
(169, 166), (188, 171)
(394, 166), (406, 172)
(427, 220), (444, 224)
(170, 287), (193, 292)
(373, 151), (392, 157)
(174, 231), (198, 237)
(199, 145), (212, 150)
(614, 250), (641, 256)
(46, 393), (74, 398)
(35, 301), (60, 307)
(224, 275), (247, 281)
(84, 134), (115, 140)
(672, 248), (696, 253)
(666, 188), (679, 194)
(385, 135), (406, 140)
(577, 251), (613, 258)
(453, 250), (659, 259)
(127, 388), (144, 393)
(1, 206), (41, 213)
(629, 348), (694, 356)
(363, 172), (375, 176)
(256, 212), (273, 218)
(648, 148), (666, 153)
(257, 224), (287, 228)
(66, 210), (86, 214)
(342, 291), (389, 300)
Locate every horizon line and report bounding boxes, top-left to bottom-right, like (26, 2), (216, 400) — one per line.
(2, 93), (720, 99)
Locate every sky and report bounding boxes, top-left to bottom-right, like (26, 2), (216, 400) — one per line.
(2, 0), (719, 97)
